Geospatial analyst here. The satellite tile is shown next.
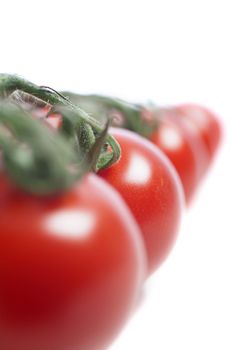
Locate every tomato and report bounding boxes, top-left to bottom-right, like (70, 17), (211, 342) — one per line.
(45, 113), (63, 130)
(148, 108), (210, 203)
(174, 103), (222, 160)
(32, 108), (62, 130)
(0, 173), (146, 350)
(98, 128), (183, 275)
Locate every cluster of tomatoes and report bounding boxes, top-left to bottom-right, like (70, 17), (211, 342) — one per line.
(0, 75), (221, 350)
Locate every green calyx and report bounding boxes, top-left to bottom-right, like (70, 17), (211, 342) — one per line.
(0, 74), (122, 195)
(0, 102), (83, 195)
(51, 105), (119, 171)
(61, 92), (159, 138)
(0, 74), (121, 171)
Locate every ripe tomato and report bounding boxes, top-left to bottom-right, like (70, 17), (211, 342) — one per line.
(45, 113), (63, 130)
(98, 128), (183, 275)
(148, 108), (210, 203)
(0, 173), (146, 350)
(174, 103), (222, 160)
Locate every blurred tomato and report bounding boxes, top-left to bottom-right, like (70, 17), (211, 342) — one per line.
(45, 113), (63, 130)
(149, 108), (210, 202)
(99, 128), (183, 275)
(174, 103), (222, 160)
(0, 173), (146, 350)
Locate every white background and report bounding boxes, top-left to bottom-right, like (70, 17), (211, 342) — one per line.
(1, 1), (232, 349)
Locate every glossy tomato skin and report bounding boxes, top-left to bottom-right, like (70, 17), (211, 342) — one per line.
(149, 109), (210, 203)
(174, 103), (222, 160)
(0, 173), (146, 350)
(98, 128), (184, 275)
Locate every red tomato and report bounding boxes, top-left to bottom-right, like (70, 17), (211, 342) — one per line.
(149, 109), (210, 203)
(98, 128), (183, 275)
(174, 103), (222, 160)
(32, 109), (62, 130)
(45, 113), (63, 130)
(0, 173), (146, 350)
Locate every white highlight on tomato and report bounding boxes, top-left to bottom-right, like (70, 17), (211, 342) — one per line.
(125, 154), (151, 184)
(159, 125), (183, 151)
(45, 210), (95, 239)
(184, 107), (208, 128)
(179, 116), (199, 136)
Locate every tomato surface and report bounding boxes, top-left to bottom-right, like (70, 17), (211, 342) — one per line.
(149, 109), (210, 203)
(174, 103), (222, 160)
(45, 113), (63, 130)
(98, 128), (183, 275)
(0, 173), (146, 350)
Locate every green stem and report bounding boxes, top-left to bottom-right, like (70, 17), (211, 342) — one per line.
(52, 105), (120, 170)
(0, 74), (121, 169)
(61, 92), (159, 138)
(10, 90), (51, 110)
